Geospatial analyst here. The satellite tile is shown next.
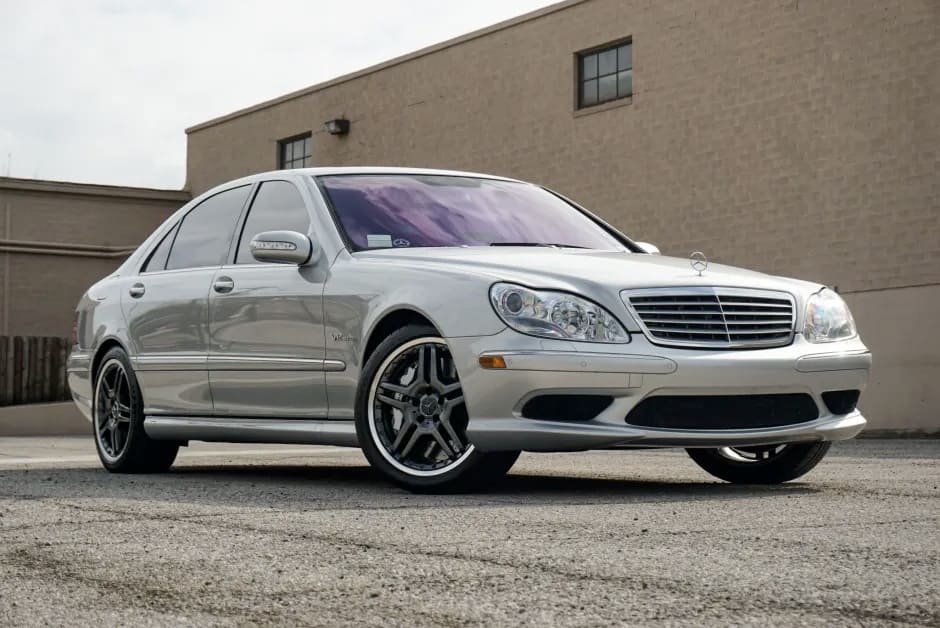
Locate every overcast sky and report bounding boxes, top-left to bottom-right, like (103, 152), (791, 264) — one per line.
(0, 0), (555, 189)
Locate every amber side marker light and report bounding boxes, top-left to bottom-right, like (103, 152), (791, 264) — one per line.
(479, 355), (507, 369)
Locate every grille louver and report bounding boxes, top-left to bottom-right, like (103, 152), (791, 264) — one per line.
(622, 288), (796, 349)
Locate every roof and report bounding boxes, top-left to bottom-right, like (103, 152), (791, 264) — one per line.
(185, 0), (588, 134)
(202, 166), (525, 197)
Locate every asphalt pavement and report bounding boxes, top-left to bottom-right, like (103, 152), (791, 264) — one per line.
(0, 436), (937, 627)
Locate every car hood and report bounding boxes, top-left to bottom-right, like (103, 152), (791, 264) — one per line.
(353, 247), (821, 296)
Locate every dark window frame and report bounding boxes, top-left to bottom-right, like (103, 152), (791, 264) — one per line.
(576, 38), (633, 110)
(278, 133), (312, 169)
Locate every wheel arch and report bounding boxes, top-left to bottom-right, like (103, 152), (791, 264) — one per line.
(362, 308), (439, 366)
(91, 338), (128, 381)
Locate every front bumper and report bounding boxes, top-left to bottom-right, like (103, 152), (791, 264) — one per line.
(449, 330), (871, 452)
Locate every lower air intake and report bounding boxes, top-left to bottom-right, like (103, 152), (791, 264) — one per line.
(625, 394), (819, 430)
(521, 395), (613, 422)
(822, 390), (861, 415)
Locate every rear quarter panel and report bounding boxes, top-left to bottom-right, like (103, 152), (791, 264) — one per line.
(68, 276), (132, 419)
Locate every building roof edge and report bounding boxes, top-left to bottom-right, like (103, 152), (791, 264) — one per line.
(185, 0), (589, 134)
(0, 176), (191, 202)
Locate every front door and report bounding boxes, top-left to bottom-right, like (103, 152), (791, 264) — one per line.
(207, 179), (329, 418)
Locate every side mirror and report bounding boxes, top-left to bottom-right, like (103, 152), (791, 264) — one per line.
(249, 230), (319, 265)
(635, 241), (661, 255)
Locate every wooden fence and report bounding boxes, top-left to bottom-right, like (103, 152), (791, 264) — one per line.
(0, 336), (71, 406)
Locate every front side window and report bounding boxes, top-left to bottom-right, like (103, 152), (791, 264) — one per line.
(279, 134), (311, 169)
(578, 41), (632, 108)
(165, 185), (250, 270)
(317, 174), (625, 251)
(235, 181), (311, 263)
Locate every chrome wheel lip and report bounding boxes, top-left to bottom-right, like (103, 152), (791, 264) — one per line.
(94, 358), (132, 464)
(367, 336), (475, 477)
(717, 444), (788, 463)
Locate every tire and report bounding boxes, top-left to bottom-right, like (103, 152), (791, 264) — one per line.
(92, 347), (179, 473)
(686, 442), (831, 484)
(355, 324), (520, 493)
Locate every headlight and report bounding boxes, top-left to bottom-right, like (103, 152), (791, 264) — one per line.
(490, 283), (629, 343)
(803, 288), (856, 343)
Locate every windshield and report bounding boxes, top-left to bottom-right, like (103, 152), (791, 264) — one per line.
(316, 174), (626, 251)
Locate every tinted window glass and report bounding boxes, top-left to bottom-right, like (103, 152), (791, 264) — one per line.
(166, 185), (250, 270)
(236, 181), (310, 263)
(142, 223), (178, 273)
(318, 175), (624, 251)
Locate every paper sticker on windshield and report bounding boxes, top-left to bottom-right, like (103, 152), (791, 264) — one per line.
(392, 238), (411, 248)
(367, 234), (393, 248)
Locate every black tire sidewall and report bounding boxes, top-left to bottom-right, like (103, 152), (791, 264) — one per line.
(687, 442), (832, 484)
(93, 347), (177, 473)
(354, 325), (517, 493)
(93, 348), (145, 471)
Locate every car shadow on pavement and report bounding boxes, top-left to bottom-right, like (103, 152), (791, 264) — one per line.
(0, 463), (821, 512)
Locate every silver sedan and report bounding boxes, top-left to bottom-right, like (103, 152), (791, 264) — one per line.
(67, 168), (870, 492)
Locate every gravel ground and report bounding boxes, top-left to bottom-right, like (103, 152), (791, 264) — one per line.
(0, 437), (937, 627)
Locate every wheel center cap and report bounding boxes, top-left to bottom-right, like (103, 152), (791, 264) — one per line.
(418, 395), (440, 418)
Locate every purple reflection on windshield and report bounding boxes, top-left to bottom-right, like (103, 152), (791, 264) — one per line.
(317, 174), (623, 250)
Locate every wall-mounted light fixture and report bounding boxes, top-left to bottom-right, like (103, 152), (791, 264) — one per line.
(324, 118), (350, 136)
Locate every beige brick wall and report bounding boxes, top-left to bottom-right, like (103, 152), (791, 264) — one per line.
(186, 0), (940, 296)
(0, 179), (189, 337)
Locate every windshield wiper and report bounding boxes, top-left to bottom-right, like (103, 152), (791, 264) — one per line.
(489, 242), (588, 249)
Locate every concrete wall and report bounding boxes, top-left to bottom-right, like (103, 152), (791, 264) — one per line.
(844, 285), (940, 433)
(181, 0), (939, 431)
(0, 177), (190, 337)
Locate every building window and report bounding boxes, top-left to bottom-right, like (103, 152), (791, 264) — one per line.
(578, 41), (632, 109)
(279, 134), (311, 169)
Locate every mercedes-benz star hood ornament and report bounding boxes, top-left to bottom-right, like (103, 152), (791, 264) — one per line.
(690, 251), (708, 276)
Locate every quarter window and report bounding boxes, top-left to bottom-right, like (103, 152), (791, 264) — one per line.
(165, 185), (251, 270)
(142, 223), (179, 273)
(279, 134), (312, 169)
(236, 181), (311, 264)
(578, 41), (632, 108)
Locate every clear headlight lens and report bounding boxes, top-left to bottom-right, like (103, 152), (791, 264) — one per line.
(803, 288), (856, 343)
(490, 283), (629, 343)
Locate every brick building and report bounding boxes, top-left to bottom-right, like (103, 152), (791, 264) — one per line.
(0, 178), (189, 337)
(184, 0), (939, 431)
(4, 0), (939, 430)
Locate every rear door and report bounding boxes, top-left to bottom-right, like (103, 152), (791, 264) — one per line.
(124, 185), (251, 415)
(207, 179), (329, 418)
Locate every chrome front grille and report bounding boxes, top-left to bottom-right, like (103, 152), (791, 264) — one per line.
(621, 287), (796, 349)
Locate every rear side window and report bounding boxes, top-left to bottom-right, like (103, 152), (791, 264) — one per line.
(142, 223), (179, 273)
(235, 180), (310, 263)
(166, 185), (251, 270)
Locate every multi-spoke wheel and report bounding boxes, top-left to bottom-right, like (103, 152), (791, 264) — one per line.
(356, 325), (519, 493)
(94, 358), (133, 463)
(92, 347), (179, 473)
(686, 442), (832, 484)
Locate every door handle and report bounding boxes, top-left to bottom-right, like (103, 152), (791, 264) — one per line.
(213, 277), (235, 294)
(129, 283), (146, 299)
